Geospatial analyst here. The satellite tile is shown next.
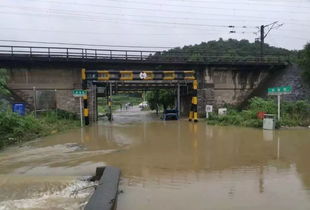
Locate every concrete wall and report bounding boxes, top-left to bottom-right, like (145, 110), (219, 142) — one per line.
(7, 65), (288, 120)
(7, 67), (82, 114)
(197, 67), (269, 116)
(251, 64), (310, 101)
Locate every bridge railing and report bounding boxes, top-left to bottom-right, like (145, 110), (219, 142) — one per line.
(0, 45), (290, 64)
(0, 45), (157, 60)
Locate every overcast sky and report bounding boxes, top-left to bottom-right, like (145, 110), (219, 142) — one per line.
(0, 0), (309, 50)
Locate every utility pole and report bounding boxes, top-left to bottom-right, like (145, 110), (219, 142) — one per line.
(260, 25), (264, 59)
(259, 21), (284, 60)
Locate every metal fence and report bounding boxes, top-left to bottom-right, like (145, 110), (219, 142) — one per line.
(0, 45), (290, 64)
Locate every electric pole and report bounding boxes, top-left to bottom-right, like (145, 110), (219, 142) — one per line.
(259, 21), (284, 60)
(260, 25), (264, 59)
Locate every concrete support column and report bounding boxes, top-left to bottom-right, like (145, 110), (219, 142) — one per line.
(180, 95), (192, 117)
(197, 67), (215, 117)
(88, 82), (97, 123)
(177, 83), (180, 117)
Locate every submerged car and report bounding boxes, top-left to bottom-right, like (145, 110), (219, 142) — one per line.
(162, 109), (178, 120)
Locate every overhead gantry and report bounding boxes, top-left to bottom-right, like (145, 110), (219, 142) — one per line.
(81, 69), (199, 125)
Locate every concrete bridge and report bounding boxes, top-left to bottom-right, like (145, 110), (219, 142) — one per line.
(0, 45), (289, 122)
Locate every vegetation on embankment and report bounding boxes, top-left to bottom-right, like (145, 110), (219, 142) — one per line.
(298, 42), (310, 84)
(0, 68), (9, 96)
(151, 38), (297, 61)
(0, 110), (79, 149)
(1, 67), (79, 149)
(207, 97), (310, 128)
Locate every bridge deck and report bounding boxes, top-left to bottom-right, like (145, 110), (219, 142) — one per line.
(0, 45), (289, 66)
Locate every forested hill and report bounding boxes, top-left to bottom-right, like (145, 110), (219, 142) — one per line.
(158, 38), (294, 58)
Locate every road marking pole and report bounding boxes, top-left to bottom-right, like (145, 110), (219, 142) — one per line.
(33, 86), (37, 118)
(79, 96), (83, 127)
(108, 82), (113, 121)
(277, 94), (281, 121)
(177, 83), (180, 118)
(193, 80), (198, 122)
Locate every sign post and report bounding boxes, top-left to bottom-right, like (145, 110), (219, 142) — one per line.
(277, 94), (281, 121)
(205, 105), (213, 119)
(267, 86), (292, 121)
(73, 89), (87, 127)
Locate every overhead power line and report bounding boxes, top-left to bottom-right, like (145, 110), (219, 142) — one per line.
(19, 0), (310, 14)
(0, 5), (262, 27)
(3, 0), (308, 23)
(0, 10), (261, 33)
(162, 0), (310, 9)
(0, 27), (221, 36)
(0, 5), (258, 29)
(2, 4), (310, 28)
(0, 39), (176, 49)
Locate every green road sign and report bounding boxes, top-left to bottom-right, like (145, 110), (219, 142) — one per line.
(73, 89), (87, 97)
(268, 86), (292, 95)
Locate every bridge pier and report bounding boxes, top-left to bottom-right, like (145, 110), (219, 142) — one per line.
(196, 67), (216, 117)
(195, 66), (274, 117)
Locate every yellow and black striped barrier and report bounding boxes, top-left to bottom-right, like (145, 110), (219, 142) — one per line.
(81, 68), (89, 125)
(85, 70), (195, 81)
(82, 69), (198, 124)
(189, 80), (198, 122)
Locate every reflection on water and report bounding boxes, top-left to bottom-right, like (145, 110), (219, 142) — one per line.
(0, 108), (310, 209)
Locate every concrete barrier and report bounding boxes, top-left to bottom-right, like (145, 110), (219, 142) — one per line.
(85, 166), (121, 210)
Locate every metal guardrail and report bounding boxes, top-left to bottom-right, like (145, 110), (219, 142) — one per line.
(0, 45), (290, 64)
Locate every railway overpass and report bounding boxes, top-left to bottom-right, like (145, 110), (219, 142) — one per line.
(0, 45), (289, 123)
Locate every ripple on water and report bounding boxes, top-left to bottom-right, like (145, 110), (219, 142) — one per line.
(0, 176), (96, 210)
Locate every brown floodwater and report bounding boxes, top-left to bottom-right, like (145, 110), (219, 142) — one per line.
(0, 107), (310, 210)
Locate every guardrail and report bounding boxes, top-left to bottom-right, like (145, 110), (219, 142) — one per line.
(0, 45), (290, 64)
(0, 45), (156, 61)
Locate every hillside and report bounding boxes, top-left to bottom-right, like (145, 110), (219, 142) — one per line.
(151, 38), (296, 61)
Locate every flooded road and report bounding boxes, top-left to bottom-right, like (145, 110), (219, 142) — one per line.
(0, 106), (310, 209)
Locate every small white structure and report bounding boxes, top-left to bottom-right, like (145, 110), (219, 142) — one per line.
(263, 114), (276, 130)
(218, 108), (227, 115)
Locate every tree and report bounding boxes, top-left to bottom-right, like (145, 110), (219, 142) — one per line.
(0, 68), (9, 95)
(150, 38), (294, 61)
(299, 43), (310, 84)
(146, 90), (160, 114)
(146, 89), (175, 114)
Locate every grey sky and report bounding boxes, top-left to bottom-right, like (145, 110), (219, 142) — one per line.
(0, 0), (309, 50)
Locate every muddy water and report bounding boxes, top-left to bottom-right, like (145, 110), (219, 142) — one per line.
(0, 107), (310, 209)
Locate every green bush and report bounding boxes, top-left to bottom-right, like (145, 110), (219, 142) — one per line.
(207, 97), (310, 128)
(0, 112), (43, 147)
(0, 68), (9, 95)
(0, 110), (79, 149)
(248, 97), (277, 114)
